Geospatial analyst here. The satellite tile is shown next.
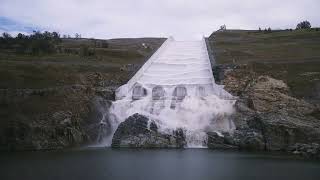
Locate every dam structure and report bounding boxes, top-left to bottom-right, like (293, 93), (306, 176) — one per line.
(108, 37), (235, 147)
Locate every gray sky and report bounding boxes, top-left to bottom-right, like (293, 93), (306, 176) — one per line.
(0, 0), (319, 39)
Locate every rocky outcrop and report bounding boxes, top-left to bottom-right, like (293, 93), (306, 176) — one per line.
(0, 70), (124, 151)
(207, 131), (266, 151)
(210, 65), (320, 158)
(111, 113), (186, 148)
(0, 84), (115, 151)
(287, 143), (320, 159)
(207, 132), (237, 150)
(234, 75), (320, 150)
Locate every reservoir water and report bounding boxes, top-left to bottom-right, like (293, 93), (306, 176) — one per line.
(1, 148), (319, 180)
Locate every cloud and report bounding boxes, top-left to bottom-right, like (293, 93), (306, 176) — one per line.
(0, 0), (319, 39)
(0, 17), (40, 36)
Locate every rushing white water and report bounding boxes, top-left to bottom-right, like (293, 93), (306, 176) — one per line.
(106, 37), (236, 147)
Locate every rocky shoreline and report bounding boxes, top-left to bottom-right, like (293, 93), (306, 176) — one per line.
(218, 65), (320, 159)
(1, 62), (319, 159)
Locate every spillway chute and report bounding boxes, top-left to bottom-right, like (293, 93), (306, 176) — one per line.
(108, 37), (235, 147)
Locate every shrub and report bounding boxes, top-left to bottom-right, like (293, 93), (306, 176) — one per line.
(100, 41), (109, 48)
(79, 45), (89, 56)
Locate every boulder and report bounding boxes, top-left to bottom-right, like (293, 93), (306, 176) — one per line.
(111, 113), (186, 148)
(207, 132), (237, 150)
(233, 130), (266, 151)
(287, 143), (320, 159)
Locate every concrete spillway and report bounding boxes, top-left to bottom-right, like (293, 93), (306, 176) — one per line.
(115, 37), (230, 99)
(107, 37), (235, 147)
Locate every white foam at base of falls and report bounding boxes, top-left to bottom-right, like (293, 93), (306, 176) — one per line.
(108, 93), (235, 147)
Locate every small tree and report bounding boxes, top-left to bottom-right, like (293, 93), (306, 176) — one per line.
(2, 32), (12, 39)
(267, 27), (272, 32)
(263, 27), (272, 33)
(296, 21), (311, 30)
(75, 33), (81, 39)
(17, 33), (25, 39)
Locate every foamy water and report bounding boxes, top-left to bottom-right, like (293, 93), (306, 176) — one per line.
(104, 37), (235, 147)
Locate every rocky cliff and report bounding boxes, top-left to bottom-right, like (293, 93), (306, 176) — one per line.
(208, 65), (320, 159)
(0, 75), (117, 151)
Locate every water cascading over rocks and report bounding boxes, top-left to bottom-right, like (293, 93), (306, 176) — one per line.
(107, 37), (236, 147)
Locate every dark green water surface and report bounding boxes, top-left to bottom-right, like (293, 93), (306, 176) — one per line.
(1, 148), (319, 180)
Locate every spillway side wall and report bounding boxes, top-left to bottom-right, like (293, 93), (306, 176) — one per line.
(204, 37), (216, 67)
(202, 37), (216, 85)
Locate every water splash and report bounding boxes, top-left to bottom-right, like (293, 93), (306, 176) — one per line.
(102, 38), (236, 147)
(106, 85), (235, 147)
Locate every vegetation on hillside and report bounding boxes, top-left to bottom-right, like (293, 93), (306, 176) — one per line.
(209, 23), (320, 103)
(0, 31), (62, 55)
(0, 31), (110, 57)
(0, 32), (165, 89)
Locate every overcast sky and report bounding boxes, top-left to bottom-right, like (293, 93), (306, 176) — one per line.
(0, 0), (319, 39)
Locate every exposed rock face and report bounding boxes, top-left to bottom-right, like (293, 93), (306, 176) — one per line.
(0, 84), (115, 151)
(234, 75), (320, 151)
(111, 113), (186, 148)
(287, 143), (320, 159)
(210, 65), (320, 158)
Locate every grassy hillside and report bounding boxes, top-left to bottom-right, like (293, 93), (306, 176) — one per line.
(208, 29), (320, 103)
(0, 38), (165, 89)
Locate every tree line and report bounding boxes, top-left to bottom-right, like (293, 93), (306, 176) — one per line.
(0, 31), (62, 55)
(220, 20), (318, 33)
(0, 31), (109, 57)
(257, 21), (317, 33)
